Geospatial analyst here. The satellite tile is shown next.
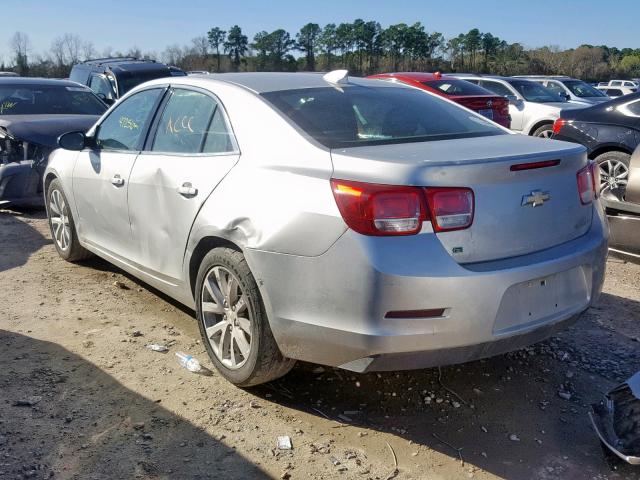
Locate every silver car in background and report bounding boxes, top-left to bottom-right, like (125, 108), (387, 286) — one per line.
(44, 71), (608, 386)
(514, 75), (611, 105)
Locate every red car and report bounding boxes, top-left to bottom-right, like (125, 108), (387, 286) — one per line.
(367, 72), (511, 129)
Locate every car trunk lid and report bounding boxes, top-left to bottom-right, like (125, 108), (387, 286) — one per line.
(331, 134), (592, 263)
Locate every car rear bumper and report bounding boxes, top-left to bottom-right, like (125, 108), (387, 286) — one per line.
(246, 206), (608, 371)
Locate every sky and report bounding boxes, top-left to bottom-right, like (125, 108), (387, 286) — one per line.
(2, 0), (639, 63)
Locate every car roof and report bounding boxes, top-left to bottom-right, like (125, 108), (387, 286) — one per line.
(145, 71), (397, 94)
(0, 77), (87, 87)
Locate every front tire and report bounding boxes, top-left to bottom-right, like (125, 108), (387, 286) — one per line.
(195, 247), (295, 386)
(46, 178), (93, 262)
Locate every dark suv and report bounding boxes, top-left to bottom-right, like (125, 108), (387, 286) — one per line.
(69, 57), (185, 105)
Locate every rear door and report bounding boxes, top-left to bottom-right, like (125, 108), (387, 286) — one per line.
(72, 88), (164, 259)
(127, 87), (240, 282)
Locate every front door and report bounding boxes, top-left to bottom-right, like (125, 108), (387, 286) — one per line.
(73, 88), (165, 260)
(127, 87), (240, 282)
(481, 80), (525, 131)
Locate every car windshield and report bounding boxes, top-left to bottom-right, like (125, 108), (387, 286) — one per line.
(0, 84), (107, 115)
(262, 86), (504, 149)
(422, 79), (492, 96)
(508, 80), (563, 103)
(563, 80), (607, 98)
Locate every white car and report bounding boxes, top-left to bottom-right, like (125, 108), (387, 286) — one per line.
(455, 75), (586, 138)
(599, 80), (639, 89)
(596, 85), (637, 98)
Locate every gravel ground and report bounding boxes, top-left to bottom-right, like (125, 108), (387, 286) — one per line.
(0, 208), (639, 480)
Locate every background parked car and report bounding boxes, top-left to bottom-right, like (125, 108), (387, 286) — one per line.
(599, 80), (639, 89)
(367, 72), (510, 128)
(552, 92), (640, 201)
(45, 71), (606, 387)
(515, 75), (610, 105)
(604, 144), (640, 260)
(69, 57), (186, 105)
(0, 77), (107, 206)
(0, 72), (19, 77)
(454, 75), (586, 138)
(596, 85), (637, 98)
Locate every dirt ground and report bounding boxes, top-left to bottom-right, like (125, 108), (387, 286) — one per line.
(1, 207), (639, 480)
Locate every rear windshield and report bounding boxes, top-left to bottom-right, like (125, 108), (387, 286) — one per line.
(509, 80), (562, 103)
(0, 84), (107, 115)
(423, 79), (493, 96)
(262, 86), (504, 149)
(563, 80), (607, 98)
(117, 69), (172, 96)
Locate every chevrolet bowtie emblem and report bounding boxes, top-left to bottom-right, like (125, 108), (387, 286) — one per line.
(521, 190), (550, 207)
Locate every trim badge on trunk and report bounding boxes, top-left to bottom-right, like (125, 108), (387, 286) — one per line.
(521, 190), (550, 207)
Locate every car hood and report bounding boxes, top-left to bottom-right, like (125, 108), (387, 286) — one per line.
(0, 114), (99, 147)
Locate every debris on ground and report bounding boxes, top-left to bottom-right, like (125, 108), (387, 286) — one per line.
(146, 344), (169, 352)
(113, 280), (129, 290)
(175, 351), (202, 372)
(277, 436), (292, 450)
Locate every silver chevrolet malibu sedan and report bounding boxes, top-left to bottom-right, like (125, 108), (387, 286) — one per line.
(45, 71), (608, 386)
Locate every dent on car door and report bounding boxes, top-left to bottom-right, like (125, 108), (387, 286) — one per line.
(72, 88), (164, 259)
(127, 87), (240, 285)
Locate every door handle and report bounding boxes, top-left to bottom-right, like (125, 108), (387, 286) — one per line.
(178, 182), (198, 197)
(111, 174), (125, 187)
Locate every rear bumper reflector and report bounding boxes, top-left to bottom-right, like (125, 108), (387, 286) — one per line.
(510, 159), (561, 171)
(385, 308), (446, 319)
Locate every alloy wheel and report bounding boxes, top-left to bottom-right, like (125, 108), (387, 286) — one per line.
(200, 266), (252, 370)
(49, 189), (72, 251)
(537, 129), (553, 139)
(599, 159), (629, 201)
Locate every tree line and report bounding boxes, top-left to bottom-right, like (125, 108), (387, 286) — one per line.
(4, 21), (640, 81)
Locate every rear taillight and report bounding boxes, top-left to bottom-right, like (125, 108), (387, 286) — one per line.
(330, 180), (474, 236)
(424, 188), (474, 232)
(577, 162), (598, 204)
(552, 118), (568, 135)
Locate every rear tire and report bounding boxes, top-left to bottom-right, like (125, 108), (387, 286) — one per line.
(195, 247), (295, 387)
(532, 124), (553, 138)
(594, 151), (630, 202)
(46, 178), (93, 262)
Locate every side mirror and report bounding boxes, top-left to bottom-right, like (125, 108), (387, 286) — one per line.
(506, 95), (522, 106)
(96, 93), (115, 106)
(558, 92), (570, 101)
(58, 131), (87, 151)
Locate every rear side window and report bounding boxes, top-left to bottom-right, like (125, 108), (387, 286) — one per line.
(423, 79), (493, 96)
(151, 88), (236, 154)
(89, 75), (115, 101)
(480, 81), (513, 98)
(607, 89), (623, 96)
(263, 86), (504, 149)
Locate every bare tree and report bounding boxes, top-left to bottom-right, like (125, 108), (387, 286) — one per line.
(9, 31), (30, 74)
(191, 36), (209, 59)
(82, 41), (96, 61)
(62, 34), (82, 65)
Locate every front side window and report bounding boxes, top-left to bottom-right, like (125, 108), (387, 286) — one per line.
(480, 81), (513, 98)
(508, 80), (561, 103)
(151, 89), (235, 154)
(544, 81), (565, 95)
(96, 88), (162, 151)
(263, 86), (504, 149)
(89, 75), (115, 101)
(0, 84), (107, 115)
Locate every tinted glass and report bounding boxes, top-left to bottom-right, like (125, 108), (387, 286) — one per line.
(508, 80), (561, 102)
(479, 81), (513, 97)
(0, 84), (107, 115)
(117, 68), (172, 96)
(96, 89), (162, 151)
(607, 89), (623, 96)
(263, 86), (504, 149)
(563, 80), (606, 98)
(423, 79), (493, 96)
(152, 89), (230, 154)
(544, 81), (565, 95)
(611, 81), (622, 86)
